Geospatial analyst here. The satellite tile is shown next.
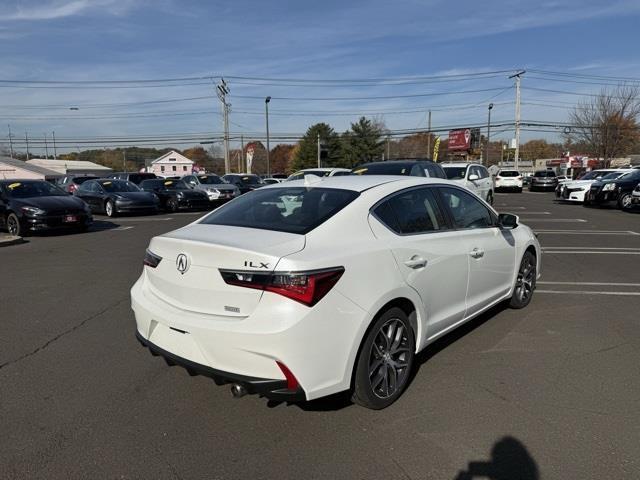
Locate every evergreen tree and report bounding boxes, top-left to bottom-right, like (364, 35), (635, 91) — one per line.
(341, 117), (385, 167)
(292, 123), (342, 171)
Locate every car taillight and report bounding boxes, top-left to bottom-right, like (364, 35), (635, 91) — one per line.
(219, 267), (344, 307)
(143, 249), (162, 268)
(276, 361), (300, 391)
(68, 184), (77, 193)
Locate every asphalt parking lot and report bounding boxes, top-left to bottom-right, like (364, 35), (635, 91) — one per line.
(1, 193), (639, 480)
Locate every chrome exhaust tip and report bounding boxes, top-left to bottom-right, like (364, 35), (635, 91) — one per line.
(230, 384), (247, 398)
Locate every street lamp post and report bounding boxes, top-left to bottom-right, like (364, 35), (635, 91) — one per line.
(486, 103), (494, 166)
(265, 96), (271, 177)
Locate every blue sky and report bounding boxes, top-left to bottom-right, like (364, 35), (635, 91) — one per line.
(1, 0), (640, 153)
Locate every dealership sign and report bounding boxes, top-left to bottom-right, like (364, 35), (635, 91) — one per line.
(448, 128), (480, 151)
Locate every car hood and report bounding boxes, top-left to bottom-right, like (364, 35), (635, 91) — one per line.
(112, 192), (156, 202)
(564, 180), (594, 188)
(12, 195), (86, 211)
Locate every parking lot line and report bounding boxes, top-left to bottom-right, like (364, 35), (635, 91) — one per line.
(535, 230), (640, 235)
(523, 218), (587, 222)
(516, 211), (551, 215)
(537, 290), (640, 296)
(539, 281), (640, 287)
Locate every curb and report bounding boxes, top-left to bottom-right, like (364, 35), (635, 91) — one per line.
(0, 235), (24, 247)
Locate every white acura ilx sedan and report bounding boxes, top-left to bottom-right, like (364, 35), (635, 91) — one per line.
(132, 176), (541, 409)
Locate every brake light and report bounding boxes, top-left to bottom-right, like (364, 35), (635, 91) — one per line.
(219, 267), (344, 306)
(143, 249), (162, 268)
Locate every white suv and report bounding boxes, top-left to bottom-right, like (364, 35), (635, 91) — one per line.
(495, 170), (523, 193)
(441, 162), (494, 204)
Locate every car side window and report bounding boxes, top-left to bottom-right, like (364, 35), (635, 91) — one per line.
(373, 187), (447, 235)
(410, 165), (426, 177)
(438, 187), (496, 229)
(476, 166), (489, 179)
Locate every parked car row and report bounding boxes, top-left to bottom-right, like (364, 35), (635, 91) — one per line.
(552, 168), (640, 211)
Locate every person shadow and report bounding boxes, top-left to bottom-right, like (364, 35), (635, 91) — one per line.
(454, 436), (539, 480)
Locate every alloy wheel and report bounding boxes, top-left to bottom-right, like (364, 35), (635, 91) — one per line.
(7, 215), (19, 236)
(368, 318), (411, 399)
(515, 256), (536, 303)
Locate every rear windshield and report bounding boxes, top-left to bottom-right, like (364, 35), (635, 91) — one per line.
(498, 171), (520, 177)
(73, 176), (98, 184)
(198, 175), (226, 184)
(443, 167), (468, 180)
(534, 171), (556, 177)
(353, 163), (413, 175)
(200, 187), (359, 234)
(127, 174), (156, 184)
(141, 179), (188, 190)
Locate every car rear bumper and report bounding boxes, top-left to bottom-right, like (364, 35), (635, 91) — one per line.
(131, 272), (368, 401)
(135, 330), (305, 401)
(530, 183), (557, 190)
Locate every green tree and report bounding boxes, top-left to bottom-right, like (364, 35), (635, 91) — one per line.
(292, 123), (342, 171)
(341, 117), (384, 167)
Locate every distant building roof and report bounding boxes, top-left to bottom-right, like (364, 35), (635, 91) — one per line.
(26, 158), (112, 174)
(151, 150), (193, 164)
(0, 156), (61, 177)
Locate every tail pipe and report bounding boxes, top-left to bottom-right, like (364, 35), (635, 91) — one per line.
(230, 383), (247, 398)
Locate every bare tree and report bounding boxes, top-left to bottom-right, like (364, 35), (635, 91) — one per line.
(569, 85), (640, 167)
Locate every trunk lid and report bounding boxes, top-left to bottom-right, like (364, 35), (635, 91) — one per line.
(145, 224), (305, 317)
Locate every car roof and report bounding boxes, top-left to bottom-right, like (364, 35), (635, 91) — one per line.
(357, 160), (434, 168)
(440, 162), (480, 167)
(262, 175), (457, 193)
(0, 179), (48, 184)
(298, 167), (350, 172)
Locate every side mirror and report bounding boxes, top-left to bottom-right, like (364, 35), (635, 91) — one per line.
(468, 174), (479, 181)
(499, 213), (519, 229)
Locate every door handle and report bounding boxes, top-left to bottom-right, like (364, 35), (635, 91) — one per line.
(469, 248), (485, 259)
(404, 256), (427, 269)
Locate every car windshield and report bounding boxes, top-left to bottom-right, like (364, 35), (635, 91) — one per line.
(100, 180), (140, 192)
(601, 172), (627, 180)
(197, 175), (226, 184)
(3, 181), (67, 198)
(141, 179), (188, 190)
(534, 171), (556, 177)
(498, 171), (519, 177)
(235, 175), (262, 185)
(300, 170), (332, 177)
(353, 163), (413, 175)
(127, 174), (155, 184)
(579, 171), (605, 180)
(442, 167), (468, 180)
(200, 187), (359, 234)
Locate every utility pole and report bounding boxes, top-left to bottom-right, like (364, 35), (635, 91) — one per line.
(486, 103), (493, 166)
(25, 132), (30, 161)
(122, 150), (126, 172)
(240, 135), (245, 172)
(317, 133), (321, 168)
(52, 131), (57, 159)
(265, 96), (271, 177)
(8, 124), (14, 159)
(386, 135), (390, 160)
(509, 70), (525, 171)
(44, 133), (49, 159)
(427, 110), (432, 158)
(216, 78), (231, 174)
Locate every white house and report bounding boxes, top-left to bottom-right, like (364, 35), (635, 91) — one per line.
(149, 151), (194, 177)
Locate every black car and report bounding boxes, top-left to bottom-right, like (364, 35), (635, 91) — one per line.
(529, 170), (558, 191)
(351, 160), (447, 179)
(222, 174), (264, 194)
(139, 179), (210, 212)
(57, 175), (99, 194)
(108, 172), (158, 185)
(75, 179), (159, 217)
(0, 179), (92, 236)
(587, 169), (640, 209)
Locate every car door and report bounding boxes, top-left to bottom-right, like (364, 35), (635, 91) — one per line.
(478, 166), (493, 199)
(0, 185), (8, 228)
(465, 166), (483, 198)
(437, 186), (516, 317)
(368, 186), (470, 341)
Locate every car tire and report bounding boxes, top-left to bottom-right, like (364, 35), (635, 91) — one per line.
(618, 193), (632, 210)
(352, 307), (415, 410)
(6, 212), (21, 237)
(105, 200), (116, 217)
(167, 198), (179, 212)
(517, 188), (523, 193)
(509, 251), (537, 309)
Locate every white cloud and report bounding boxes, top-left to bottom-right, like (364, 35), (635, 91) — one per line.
(0, 0), (139, 21)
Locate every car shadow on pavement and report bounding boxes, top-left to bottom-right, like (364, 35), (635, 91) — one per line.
(454, 436), (539, 480)
(281, 302), (510, 412)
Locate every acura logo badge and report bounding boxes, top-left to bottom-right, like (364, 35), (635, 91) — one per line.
(176, 253), (190, 274)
